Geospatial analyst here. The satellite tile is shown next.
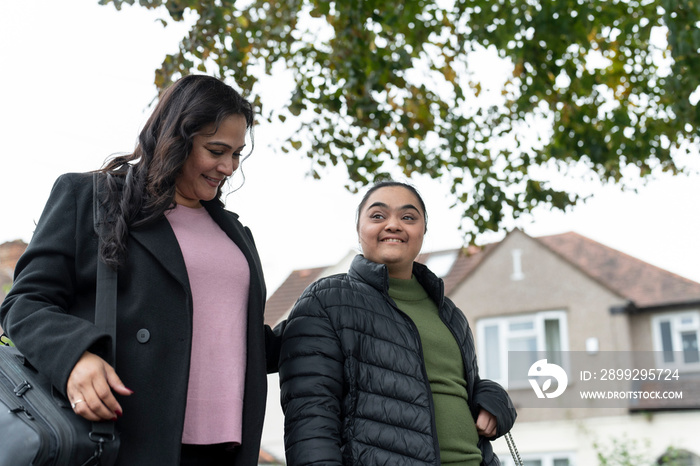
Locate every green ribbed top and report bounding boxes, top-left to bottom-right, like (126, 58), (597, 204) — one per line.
(388, 276), (481, 466)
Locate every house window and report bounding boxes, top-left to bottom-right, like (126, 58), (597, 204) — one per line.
(476, 310), (568, 388)
(652, 311), (700, 368)
(501, 453), (574, 466)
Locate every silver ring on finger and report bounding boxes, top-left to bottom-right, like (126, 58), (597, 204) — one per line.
(70, 399), (84, 409)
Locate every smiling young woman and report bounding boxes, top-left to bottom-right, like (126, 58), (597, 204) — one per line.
(279, 181), (517, 466)
(357, 184), (427, 279)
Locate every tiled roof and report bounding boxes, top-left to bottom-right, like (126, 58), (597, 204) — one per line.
(537, 232), (700, 309)
(265, 231), (700, 316)
(416, 244), (498, 295)
(264, 266), (326, 326)
(442, 244), (498, 296)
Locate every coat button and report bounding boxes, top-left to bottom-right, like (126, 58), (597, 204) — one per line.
(136, 329), (151, 343)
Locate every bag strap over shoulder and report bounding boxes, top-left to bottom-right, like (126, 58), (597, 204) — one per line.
(90, 173), (119, 457)
(92, 173), (118, 369)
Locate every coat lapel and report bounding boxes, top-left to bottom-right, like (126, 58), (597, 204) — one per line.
(129, 216), (190, 291)
(130, 202), (266, 304)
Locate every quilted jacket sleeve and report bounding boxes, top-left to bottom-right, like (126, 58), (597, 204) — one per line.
(279, 284), (345, 466)
(472, 376), (517, 439)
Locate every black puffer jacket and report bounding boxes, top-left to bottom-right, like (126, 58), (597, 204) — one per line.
(280, 255), (516, 466)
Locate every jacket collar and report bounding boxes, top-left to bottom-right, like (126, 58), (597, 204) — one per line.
(348, 254), (445, 307)
(348, 254), (390, 293)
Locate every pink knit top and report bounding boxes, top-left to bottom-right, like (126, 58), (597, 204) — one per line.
(166, 204), (250, 445)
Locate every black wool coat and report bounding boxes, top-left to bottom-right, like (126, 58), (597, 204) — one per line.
(279, 254), (517, 466)
(0, 172), (281, 465)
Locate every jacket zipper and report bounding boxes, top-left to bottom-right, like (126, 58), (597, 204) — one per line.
(388, 276), (480, 464)
(386, 296), (442, 466)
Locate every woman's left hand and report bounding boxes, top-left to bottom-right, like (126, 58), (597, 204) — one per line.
(66, 351), (132, 421)
(475, 409), (497, 438)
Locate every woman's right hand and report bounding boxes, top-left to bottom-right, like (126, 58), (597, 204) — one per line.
(66, 351), (133, 421)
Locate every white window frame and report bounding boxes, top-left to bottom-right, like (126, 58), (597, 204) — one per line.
(476, 310), (569, 389)
(651, 310), (700, 371)
(500, 451), (575, 466)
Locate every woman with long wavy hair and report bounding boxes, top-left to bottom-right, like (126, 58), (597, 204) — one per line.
(1, 74), (282, 465)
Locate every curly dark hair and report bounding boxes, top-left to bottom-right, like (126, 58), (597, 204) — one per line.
(97, 74), (255, 268)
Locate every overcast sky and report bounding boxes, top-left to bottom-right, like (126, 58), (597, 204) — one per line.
(1, 0), (699, 293)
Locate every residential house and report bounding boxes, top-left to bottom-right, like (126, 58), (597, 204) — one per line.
(261, 231), (700, 465)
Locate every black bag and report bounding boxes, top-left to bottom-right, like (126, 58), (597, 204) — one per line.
(0, 345), (119, 465)
(0, 174), (119, 465)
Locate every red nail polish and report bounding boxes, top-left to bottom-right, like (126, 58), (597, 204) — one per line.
(116, 409), (123, 417)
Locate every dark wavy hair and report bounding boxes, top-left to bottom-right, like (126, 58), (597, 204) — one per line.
(355, 180), (428, 233)
(97, 74), (255, 268)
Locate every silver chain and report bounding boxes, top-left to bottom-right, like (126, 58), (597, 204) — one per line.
(505, 431), (524, 466)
